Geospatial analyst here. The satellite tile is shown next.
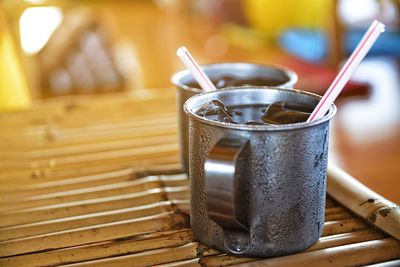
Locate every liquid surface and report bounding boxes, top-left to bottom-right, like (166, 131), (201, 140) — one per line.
(187, 75), (286, 89)
(196, 100), (312, 125)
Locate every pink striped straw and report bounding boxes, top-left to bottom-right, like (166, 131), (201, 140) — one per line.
(308, 20), (385, 122)
(176, 46), (217, 92)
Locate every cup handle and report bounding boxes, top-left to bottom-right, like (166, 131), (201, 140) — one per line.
(204, 138), (249, 232)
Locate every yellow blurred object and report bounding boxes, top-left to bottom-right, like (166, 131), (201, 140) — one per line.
(222, 23), (268, 50)
(0, 11), (31, 112)
(244, 0), (334, 39)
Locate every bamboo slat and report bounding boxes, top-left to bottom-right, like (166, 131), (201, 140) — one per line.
(1, 90), (399, 266)
(328, 165), (400, 240)
(0, 212), (189, 257)
(62, 242), (204, 267)
(154, 258), (201, 267)
(0, 168), (136, 197)
(0, 133), (178, 162)
(0, 142), (178, 171)
(0, 110), (176, 135)
(0, 174), (188, 211)
(366, 260), (400, 267)
(0, 88), (176, 128)
(0, 201), (177, 241)
(0, 229), (195, 267)
(0, 187), (189, 227)
(0, 203), (357, 243)
(0, 123), (177, 155)
(0, 113), (176, 147)
(322, 218), (369, 236)
(306, 228), (385, 251)
(202, 229), (386, 266)
(233, 238), (400, 267)
(0, 157), (180, 189)
(324, 206), (352, 221)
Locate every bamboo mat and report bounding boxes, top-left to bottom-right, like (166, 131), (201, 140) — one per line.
(0, 89), (399, 267)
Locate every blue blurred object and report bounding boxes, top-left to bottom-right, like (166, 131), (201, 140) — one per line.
(279, 29), (327, 62)
(347, 29), (400, 56)
(279, 28), (400, 62)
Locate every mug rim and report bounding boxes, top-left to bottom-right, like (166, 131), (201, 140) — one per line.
(171, 62), (298, 93)
(183, 86), (337, 132)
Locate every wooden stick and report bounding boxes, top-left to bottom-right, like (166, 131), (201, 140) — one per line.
(0, 172), (188, 203)
(0, 168), (136, 198)
(0, 229), (194, 267)
(306, 228), (385, 251)
(173, 200), (190, 216)
(0, 179), (166, 211)
(0, 108), (176, 129)
(0, 113), (176, 147)
(0, 110), (175, 131)
(0, 117), (177, 153)
(324, 207), (352, 221)
(0, 157), (179, 186)
(1, 152), (178, 179)
(0, 158), (180, 189)
(0, 187), (189, 227)
(0, 196), (349, 235)
(0, 198), (349, 244)
(0, 134), (178, 163)
(0, 191), (164, 227)
(22, 213), (371, 267)
(60, 243), (203, 267)
(0, 175), (188, 211)
(200, 255), (253, 266)
(0, 142), (178, 171)
(0, 123), (177, 155)
(201, 229), (386, 266)
(231, 238), (400, 267)
(328, 164), (400, 240)
(0, 160), (181, 197)
(0, 89), (176, 128)
(325, 197), (339, 208)
(0, 163), (135, 186)
(0, 212), (189, 257)
(322, 218), (369, 236)
(22, 169), (185, 194)
(0, 152), (180, 188)
(0, 201), (179, 241)
(153, 258), (200, 267)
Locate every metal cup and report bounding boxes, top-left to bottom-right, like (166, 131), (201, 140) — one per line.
(171, 62), (298, 173)
(184, 87), (336, 257)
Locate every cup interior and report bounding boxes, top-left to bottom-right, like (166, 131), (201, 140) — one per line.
(172, 63), (298, 93)
(184, 87), (336, 131)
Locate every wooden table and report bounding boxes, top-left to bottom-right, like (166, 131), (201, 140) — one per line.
(4, 0), (398, 203)
(66, 0), (400, 204)
(0, 88), (399, 266)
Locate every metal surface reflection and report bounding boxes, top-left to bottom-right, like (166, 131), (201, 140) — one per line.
(205, 138), (249, 232)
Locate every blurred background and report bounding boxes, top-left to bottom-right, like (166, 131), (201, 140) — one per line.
(0, 0), (399, 202)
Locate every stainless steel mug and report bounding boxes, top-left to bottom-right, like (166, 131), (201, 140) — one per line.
(171, 62), (298, 173)
(184, 87), (336, 257)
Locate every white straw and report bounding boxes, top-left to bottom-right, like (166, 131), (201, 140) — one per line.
(176, 46), (217, 92)
(307, 20), (385, 122)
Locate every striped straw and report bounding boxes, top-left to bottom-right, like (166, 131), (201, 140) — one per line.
(176, 46), (216, 92)
(308, 20), (385, 122)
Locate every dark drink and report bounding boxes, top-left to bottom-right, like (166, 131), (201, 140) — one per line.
(187, 75), (287, 89)
(196, 100), (312, 125)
